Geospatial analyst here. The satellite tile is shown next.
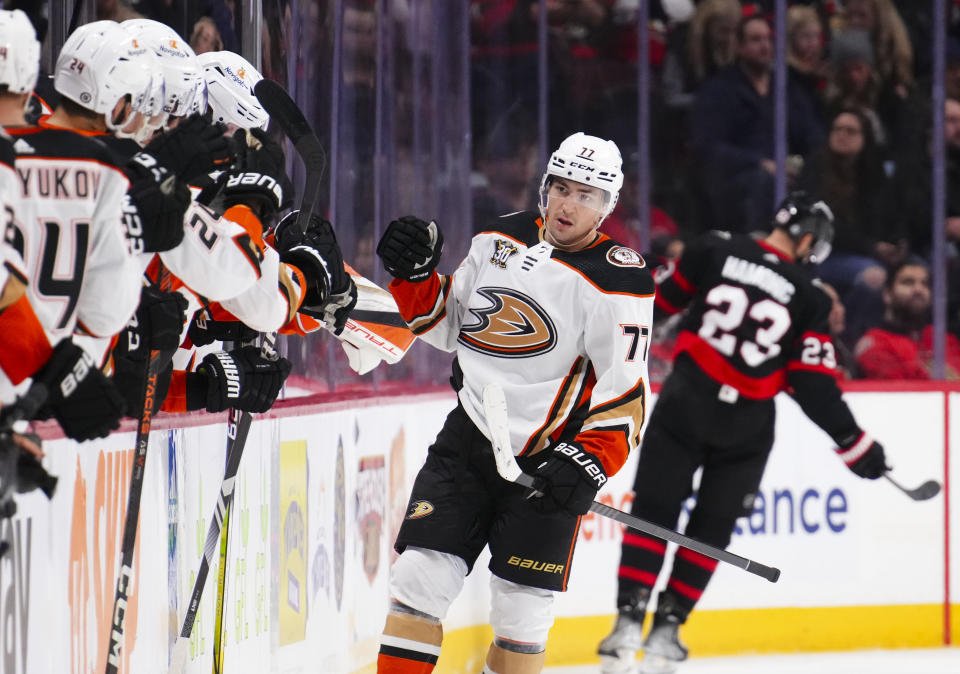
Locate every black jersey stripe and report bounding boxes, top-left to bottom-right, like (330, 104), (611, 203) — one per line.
(378, 644), (439, 665)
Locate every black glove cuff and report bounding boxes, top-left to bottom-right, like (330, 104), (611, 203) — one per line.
(185, 372), (208, 411)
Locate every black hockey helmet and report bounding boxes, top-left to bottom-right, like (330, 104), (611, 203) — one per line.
(772, 192), (835, 264)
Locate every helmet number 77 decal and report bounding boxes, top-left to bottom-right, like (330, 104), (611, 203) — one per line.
(620, 324), (650, 362)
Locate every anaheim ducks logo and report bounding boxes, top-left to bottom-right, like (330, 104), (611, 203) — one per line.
(407, 500), (434, 519)
(459, 287), (557, 358)
(606, 246), (646, 268)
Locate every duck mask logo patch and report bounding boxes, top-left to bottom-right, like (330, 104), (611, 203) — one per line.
(458, 287), (557, 357)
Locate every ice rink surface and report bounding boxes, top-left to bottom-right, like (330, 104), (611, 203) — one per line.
(543, 648), (960, 673)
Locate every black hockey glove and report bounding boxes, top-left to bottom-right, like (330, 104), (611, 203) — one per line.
(33, 341), (126, 441)
(115, 286), (189, 360)
(233, 128), (293, 209)
(836, 432), (888, 479)
(301, 279), (357, 335)
(219, 170), (285, 224)
(529, 441), (607, 516)
(144, 114), (233, 183)
(193, 346), (292, 413)
(376, 216), (444, 282)
(187, 310), (259, 347)
(273, 210), (351, 304)
(123, 153), (192, 254)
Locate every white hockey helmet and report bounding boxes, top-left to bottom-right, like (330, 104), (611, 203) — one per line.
(197, 51), (268, 130)
(55, 21), (157, 130)
(121, 19), (202, 118)
(538, 132), (624, 220)
(0, 9), (41, 94)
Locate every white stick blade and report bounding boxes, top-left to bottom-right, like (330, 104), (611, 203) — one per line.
(481, 383), (522, 483)
(168, 637), (189, 673)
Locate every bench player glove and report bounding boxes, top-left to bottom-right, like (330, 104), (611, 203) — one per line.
(529, 440), (607, 516)
(274, 211), (351, 303)
(115, 287), (189, 360)
(33, 341), (126, 441)
(836, 432), (888, 479)
(229, 128), (293, 210)
(144, 114), (233, 183)
(123, 153), (192, 254)
(194, 346), (292, 413)
(376, 216), (443, 282)
(187, 310), (259, 347)
(302, 279), (357, 335)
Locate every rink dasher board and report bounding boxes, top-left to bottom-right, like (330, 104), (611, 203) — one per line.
(2, 386), (955, 673)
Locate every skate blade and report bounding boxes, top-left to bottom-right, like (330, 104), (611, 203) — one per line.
(599, 652), (639, 674)
(637, 654), (679, 674)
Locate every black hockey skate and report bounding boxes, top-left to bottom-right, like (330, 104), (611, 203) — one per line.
(597, 587), (651, 673)
(638, 592), (689, 674)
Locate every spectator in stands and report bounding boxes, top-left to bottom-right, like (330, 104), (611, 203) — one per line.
(96, 0), (142, 21)
(692, 13), (824, 232)
(601, 148), (681, 252)
(471, 108), (539, 230)
(788, 4), (828, 127)
(661, 0), (742, 111)
(799, 107), (905, 343)
(854, 261), (960, 379)
(819, 281), (859, 378)
(840, 0), (913, 95)
(190, 16), (223, 55)
(826, 27), (924, 171)
(947, 38), (960, 103)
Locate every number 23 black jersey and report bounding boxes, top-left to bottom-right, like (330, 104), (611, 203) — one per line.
(656, 232), (841, 396)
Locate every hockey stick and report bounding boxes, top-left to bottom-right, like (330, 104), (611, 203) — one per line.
(106, 270), (173, 674)
(883, 473), (941, 501)
(170, 333), (279, 673)
(480, 383), (782, 584)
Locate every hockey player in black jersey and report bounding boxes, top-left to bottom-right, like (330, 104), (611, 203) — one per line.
(597, 193), (888, 674)
(372, 132), (655, 674)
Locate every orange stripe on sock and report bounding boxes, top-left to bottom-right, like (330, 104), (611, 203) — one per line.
(376, 652), (436, 674)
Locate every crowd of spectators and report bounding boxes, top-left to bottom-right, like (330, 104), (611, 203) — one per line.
(468, 0), (960, 381)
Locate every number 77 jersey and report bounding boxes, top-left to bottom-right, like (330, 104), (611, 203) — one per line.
(655, 230), (838, 399)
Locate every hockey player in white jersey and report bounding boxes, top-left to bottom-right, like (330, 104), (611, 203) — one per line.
(0, 12), (153, 440)
(374, 133), (655, 674)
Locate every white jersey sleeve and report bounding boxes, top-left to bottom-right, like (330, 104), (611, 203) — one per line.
(158, 200), (265, 302)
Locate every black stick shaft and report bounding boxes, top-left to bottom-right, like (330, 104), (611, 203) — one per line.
(513, 472), (780, 583)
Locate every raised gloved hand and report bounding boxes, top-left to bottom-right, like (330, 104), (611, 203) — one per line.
(836, 432), (888, 479)
(33, 341), (126, 441)
(144, 114), (233, 183)
(376, 216), (443, 282)
(529, 441), (607, 516)
(187, 310), (259, 347)
(229, 128), (293, 212)
(194, 345), (292, 413)
(123, 152), (191, 254)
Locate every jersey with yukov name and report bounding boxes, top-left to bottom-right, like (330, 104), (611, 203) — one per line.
(388, 210), (655, 478)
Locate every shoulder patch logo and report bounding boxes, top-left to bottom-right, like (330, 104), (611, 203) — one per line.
(607, 246), (646, 268)
(491, 239), (519, 268)
(407, 500), (434, 519)
(459, 287), (557, 358)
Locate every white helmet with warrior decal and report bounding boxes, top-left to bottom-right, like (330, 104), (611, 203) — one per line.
(538, 132), (624, 221)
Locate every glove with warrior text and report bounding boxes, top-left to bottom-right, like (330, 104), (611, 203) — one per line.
(187, 310), (259, 347)
(123, 152), (192, 254)
(33, 341), (126, 442)
(836, 432), (888, 479)
(529, 441), (606, 516)
(193, 346), (292, 413)
(144, 114), (233, 183)
(377, 216), (444, 282)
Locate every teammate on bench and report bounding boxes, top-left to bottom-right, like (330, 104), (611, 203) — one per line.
(374, 132), (655, 674)
(597, 193), (888, 674)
